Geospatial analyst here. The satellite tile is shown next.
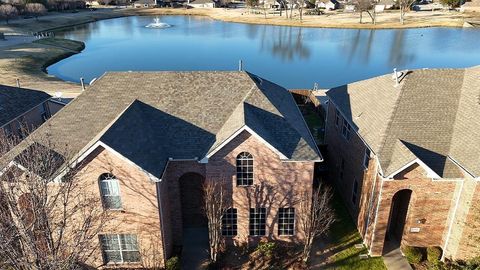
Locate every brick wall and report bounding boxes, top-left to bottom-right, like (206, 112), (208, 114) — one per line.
(76, 146), (165, 268)
(206, 130), (315, 245)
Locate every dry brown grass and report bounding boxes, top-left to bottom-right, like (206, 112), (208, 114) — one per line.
(0, 38), (84, 97)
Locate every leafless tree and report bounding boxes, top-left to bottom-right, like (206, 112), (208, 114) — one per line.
(398, 0), (415, 24)
(203, 178), (231, 264)
(355, 0), (376, 24)
(0, 4), (18, 24)
(299, 183), (335, 263)
(0, 132), (110, 270)
(25, 3), (47, 21)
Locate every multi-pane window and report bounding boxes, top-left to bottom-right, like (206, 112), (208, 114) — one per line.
(99, 173), (122, 210)
(335, 108), (341, 128)
(99, 234), (140, 264)
(363, 148), (371, 169)
(278, 208), (295, 236)
(352, 179), (359, 206)
(342, 119), (351, 140)
(249, 208), (266, 236)
(222, 208), (238, 236)
(236, 152), (253, 186)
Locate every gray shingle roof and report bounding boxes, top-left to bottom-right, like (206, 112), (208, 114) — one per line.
(327, 66), (480, 178)
(0, 85), (51, 127)
(1, 71), (321, 178)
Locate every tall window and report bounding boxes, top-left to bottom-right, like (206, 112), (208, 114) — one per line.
(222, 208), (238, 236)
(342, 119), (351, 140)
(99, 234), (140, 264)
(363, 148), (371, 169)
(352, 179), (359, 206)
(278, 208), (295, 236)
(335, 108), (341, 128)
(99, 173), (122, 210)
(249, 208), (266, 236)
(236, 152), (253, 186)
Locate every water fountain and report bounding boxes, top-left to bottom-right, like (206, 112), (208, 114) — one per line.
(145, 17), (172, 29)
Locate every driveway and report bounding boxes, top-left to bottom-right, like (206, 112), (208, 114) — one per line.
(182, 227), (210, 270)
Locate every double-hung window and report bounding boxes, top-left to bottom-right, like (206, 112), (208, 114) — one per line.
(99, 173), (122, 210)
(335, 108), (341, 128)
(249, 208), (266, 236)
(278, 208), (295, 236)
(99, 234), (140, 264)
(222, 208), (238, 236)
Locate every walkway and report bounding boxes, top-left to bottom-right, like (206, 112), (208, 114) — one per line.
(181, 227), (210, 270)
(382, 242), (412, 270)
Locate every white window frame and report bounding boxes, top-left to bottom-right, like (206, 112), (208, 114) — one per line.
(249, 208), (266, 236)
(99, 173), (122, 210)
(278, 207), (295, 236)
(236, 152), (254, 186)
(222, 208), (238, 237)
(100, 234), (140, 264)
(363, 148), (371, 169)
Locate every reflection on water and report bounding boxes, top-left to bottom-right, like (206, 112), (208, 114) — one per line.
(49, 16), (480, 88)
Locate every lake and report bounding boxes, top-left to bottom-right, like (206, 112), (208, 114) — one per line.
(48, 15), (480, 89)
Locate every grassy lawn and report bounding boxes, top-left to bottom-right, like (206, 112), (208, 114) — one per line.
(321, 191), (387, 270)
(302, 106), (325, 144)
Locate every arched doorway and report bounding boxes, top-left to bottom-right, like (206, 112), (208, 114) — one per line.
(384, 189), (412, 253)
(179, 173), (207, 228)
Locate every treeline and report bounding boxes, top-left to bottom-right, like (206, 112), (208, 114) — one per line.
(0, 0), (86, 24)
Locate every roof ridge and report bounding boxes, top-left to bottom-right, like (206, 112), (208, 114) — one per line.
(376, 73), (410, 174)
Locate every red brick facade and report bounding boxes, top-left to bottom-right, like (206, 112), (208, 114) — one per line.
(325, 101), (479, 260)
(75, 130), (316, 268)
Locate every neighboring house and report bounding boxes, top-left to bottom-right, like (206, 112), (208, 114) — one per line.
(259, 0), (283, 9)
(461, 0), (480, 12)
(133, 0), (156, 7)
(187, 0), (216, 7)
(0, 84), (66, 140)
(344, 2), (356, 11)
(0, 71), (322, 268)
(374, 0), (395, 12)
(317, 0), (339, 10)
(324, 66), (480, 260)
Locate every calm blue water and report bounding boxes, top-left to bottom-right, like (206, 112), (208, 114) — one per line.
(48, 16), (480, 89)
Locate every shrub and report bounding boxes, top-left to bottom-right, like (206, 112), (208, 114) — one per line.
(256, 241), (277, 257)
(427, 246), (443, 263)
(402, 245), (423, 264)
(166, 256), (181, 270)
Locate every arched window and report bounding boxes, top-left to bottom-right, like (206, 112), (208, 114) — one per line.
(236, 152), (253, 186)
(99, 173), (122, 210)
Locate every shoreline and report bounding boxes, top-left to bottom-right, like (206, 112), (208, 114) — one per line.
(134, 8), (478, 29)
(0, 8), (478, 98)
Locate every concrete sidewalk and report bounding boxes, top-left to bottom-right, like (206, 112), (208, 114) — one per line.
(383, 242), (412, 270)
(182, 227), (210, 270)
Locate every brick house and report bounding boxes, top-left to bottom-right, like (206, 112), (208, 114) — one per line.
(0, 71), (322, 268)
(0, 84), (67, 141)
(324, 66), (480, 260)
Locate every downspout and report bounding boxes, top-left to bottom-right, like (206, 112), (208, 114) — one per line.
(156, 159), (170, 266)
(363, 158), (379, 241)
(441, 179), (464, 261)
(368, 159), (385, 255)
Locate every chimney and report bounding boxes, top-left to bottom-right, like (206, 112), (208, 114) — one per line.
(16, 78), (20, 88)
(239, 60), (243, 71)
